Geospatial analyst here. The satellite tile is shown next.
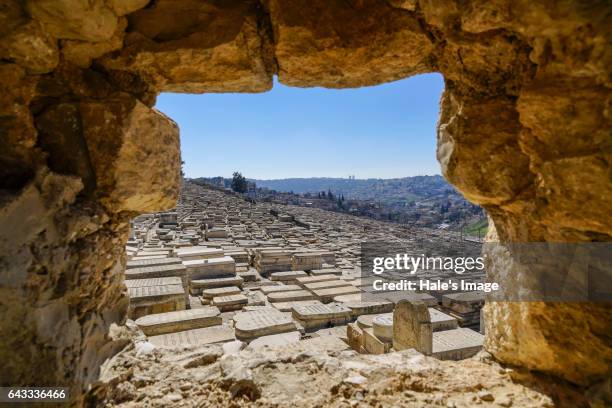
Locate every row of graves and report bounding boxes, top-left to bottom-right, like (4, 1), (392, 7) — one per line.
(123, 182), (486, 360)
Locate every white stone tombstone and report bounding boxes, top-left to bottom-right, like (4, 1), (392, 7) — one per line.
(234, 310), (297, 341)
(392, 300), (433, 355)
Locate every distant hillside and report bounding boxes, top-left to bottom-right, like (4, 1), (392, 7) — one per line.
(252, 176), (456, 203)
(191, 175), (486, 233)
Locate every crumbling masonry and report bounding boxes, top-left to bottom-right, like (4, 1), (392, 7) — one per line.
(0, 0), (610, 404)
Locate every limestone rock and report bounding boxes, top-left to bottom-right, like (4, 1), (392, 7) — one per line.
(61, 18), (127, 68)
(26, 0), (118, 42)
(0, 0), (610, 401)
(0, 20), (58, 73)
(0, 64), (39, 190)
(265, 0), (435, 88)
(90, 335), (567, 407)
(82, 98), (180, 213)
(99, 0), (273, 93)
(107, 0), (150, 17)
(386, 1), (417, 11)
(436, 89), (532, 207)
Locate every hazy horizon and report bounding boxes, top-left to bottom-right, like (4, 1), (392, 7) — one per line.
(189, 174), (444, 181)
(156, 73), (445, 179)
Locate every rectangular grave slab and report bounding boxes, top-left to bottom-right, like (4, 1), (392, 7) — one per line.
(183, 256), (236, 279)
(201, 286), (242, 300)
(332, 294), (362, 303)
(238, 270), (258, 282)
(292, 303), (353, 330)
(295, 274), (339, 287)
(126, 257), (182, 269)
(291, 253), (323, 271)
(429, 308), (459, 332)
(234, 310), (297, 341)
(149, 325), (235, 348)
(267, 290), (316, 303)
(270, 270), (308, 282)
(311, 286), (361, 303)
(260, 284), (302, 295)
(136, 250), (171, 257)
(131, 255), (168, 261)
(225, 249), (250, 264)
(432, 328), (484, 360)
(271, 300), (323, 313)
(342, 300), (395, 317)
(190, 276), (244, 295)
(175, 246), (224, 261)
(303, 280), (350, 291)
(124, 277), (182, 288)
(206, 228), (228, 239)
(128, 284), (186, 319)
(381, 291), (438, 306)
(212, 294), (248, 312)
(310, 268), (343, 276)
(124, 264), (187, 281)
(135, 307), (222, 336)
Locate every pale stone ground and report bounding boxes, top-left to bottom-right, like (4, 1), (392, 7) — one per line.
(88, 324), (588, 408)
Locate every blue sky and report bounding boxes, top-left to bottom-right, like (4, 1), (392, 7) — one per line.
(155, 73), (444, 179)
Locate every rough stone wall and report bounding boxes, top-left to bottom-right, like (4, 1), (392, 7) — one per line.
(0, 0), (609, 402)
(0, 1), (181, 401)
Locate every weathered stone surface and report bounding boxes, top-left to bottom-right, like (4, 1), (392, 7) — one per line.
(99, 0), (273, 93)
(0, 20), (58, 73)
(92, 338), (572, 407)
(84, 97), (179, 213)
(201, 286), (242, 300)
(363, 327), (392, 354)
(212, 293), (248, 311)
(135, 307), (221, 336)
(432, 328), (484, 361)
(393, 300), (432, 355)
(0, 63), (39, 190)
(191, 276), (244, 294)
(0, 169), (129, 404)
(260, 284), (302, 294)
(372, 313), (393, 342)
(234, 309), (297, 341)
(61, 18), (127, 68)
(0, 0), (610, 401)
(126, 257), (182, 269)
(33, 91), (180, 213)
(107, 0), (150, 17)
(124, 277), (182, 288)
(265, 0), (435, 88)
(149, 325), (235, 348)
(128, 283), (186, 319)
(26, 0), (118, 42)
(429, 308), (458, 332)
(271, 299), (322, 313)
(246, 330), (301, 350)
(267, 289), (315, 303)
(266, 0), (434, 88)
